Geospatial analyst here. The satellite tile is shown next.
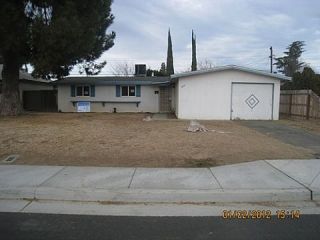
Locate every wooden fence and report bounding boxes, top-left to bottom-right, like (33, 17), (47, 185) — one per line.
(280, 90), (320, 119)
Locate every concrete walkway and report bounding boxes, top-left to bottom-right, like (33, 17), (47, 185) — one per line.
(151, 113), (177, 120)
(0, 160), (319, 204)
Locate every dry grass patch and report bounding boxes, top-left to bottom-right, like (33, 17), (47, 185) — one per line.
(0, 113), (314, 167)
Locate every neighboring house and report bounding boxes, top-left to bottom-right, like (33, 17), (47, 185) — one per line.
(171, 65), (291, 120)
(0, 64), (55, 111)
(55, 75), (171, 113)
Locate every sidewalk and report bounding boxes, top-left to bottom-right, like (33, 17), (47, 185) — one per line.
(0, 160), (320, 204)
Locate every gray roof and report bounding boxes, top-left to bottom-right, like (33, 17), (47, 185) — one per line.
(54, 76), (171, 85)
(0, 65), (49, 83)
(171, 65), (292, 81)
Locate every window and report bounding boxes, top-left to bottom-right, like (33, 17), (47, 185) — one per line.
(83, 86), (90, 96)
(121, 86), (135, 97)
(121, 86), (128, 96)
(129, 86), (135, 96)
(76, 86), (90, 97)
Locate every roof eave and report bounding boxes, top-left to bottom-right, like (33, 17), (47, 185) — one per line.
(171, 65), (292, 81)
(54, 76), (171, 85)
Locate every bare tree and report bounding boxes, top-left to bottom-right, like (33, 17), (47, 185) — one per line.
(110, 62), (134, 76)
(198, 59), (214, 70)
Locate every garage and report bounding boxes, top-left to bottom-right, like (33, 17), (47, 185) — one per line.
(171, 65), (290, 120)
(231, 83), (274, 120)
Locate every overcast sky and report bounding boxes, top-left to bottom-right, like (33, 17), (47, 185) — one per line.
(76, 0), (320, 75)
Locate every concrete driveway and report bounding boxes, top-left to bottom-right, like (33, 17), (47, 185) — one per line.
(242, 121), (320, 158)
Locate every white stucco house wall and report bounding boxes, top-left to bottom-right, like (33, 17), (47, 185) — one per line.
(55, 76), (171, 113)
(171, 65), (291, 120)
(54, 65), (290, 120)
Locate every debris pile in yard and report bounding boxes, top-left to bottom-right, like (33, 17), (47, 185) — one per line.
(187, 120), (209, 132)
(187, 120), (232, 134)
(143, 115), (152, 121)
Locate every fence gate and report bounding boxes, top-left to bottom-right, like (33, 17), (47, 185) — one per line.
(23, 90), (58, 112)
(159, 86), (171, 112)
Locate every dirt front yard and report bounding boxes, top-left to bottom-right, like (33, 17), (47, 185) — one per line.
(0, 113), (314, 167)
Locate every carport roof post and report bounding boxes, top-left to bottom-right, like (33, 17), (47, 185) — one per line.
(170, 65), (292, 81)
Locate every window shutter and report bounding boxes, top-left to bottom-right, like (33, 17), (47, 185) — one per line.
(71, 85), (75, 97)
(116, 85), (120, 97)
(90, 85), (95, 97)
(136, 85), (141, 97)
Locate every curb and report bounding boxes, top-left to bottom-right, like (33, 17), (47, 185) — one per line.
(0, 186), (311, 203)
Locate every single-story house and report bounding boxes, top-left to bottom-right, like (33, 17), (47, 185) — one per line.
(55, 75), (171, 113)
(55, 65), (291, 120)
(0, 64), (55, 111)
(171, 65), (291, 120)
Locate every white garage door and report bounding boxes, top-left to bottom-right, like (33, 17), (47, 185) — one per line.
(231, 83), (273, 120)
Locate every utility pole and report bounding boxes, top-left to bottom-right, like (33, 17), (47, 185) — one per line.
(269, 46), (273, 73)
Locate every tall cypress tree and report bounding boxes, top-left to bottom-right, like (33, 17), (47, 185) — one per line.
(191, 30), (197, 71)
(166, 29), (174, 75)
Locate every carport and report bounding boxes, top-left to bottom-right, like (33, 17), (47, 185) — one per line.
(23, 90), (58, 112)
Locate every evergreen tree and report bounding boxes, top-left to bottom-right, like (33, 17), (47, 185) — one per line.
(191, 30), (197, 71)
(160, 62), (166, 75)
(146, 63), (168, 77)
(274, 41), (305, 77)
(166, 29), (174, 75)
(0, 1), (115, 115)
(78, 61), (107, 76)
(282, 67), (320, 95)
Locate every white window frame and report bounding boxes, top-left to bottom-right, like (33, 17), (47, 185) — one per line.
(76, 85), (91, 97)
(121, 85), (136, 97)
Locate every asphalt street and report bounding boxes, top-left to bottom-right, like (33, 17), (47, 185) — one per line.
(0, 212), (320, 240)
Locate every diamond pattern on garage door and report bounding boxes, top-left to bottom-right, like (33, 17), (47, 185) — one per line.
(245, 94), (259, 109)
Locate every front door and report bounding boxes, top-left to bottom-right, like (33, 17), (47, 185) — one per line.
(159, 86), (171, 112)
